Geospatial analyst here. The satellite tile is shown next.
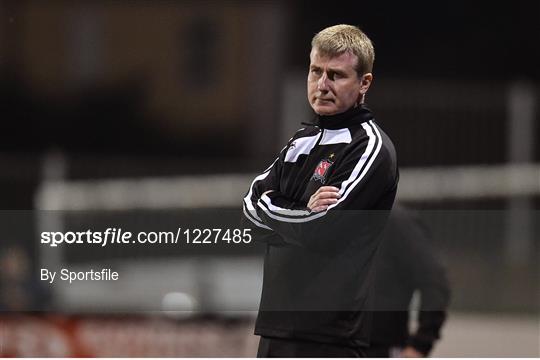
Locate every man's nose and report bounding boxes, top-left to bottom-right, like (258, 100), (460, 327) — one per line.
(317, 73), (329, 91)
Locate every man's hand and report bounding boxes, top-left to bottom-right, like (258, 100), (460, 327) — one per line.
(400, 346), (424, 358)
(308, 186), (341, 212)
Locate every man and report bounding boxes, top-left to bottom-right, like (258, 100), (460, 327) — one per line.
(367, 204), (450, 357)
(243, 24), (398, 357)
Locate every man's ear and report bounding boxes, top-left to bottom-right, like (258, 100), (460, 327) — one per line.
(356, 73), (373, 105)
(359, 73), (373, 95)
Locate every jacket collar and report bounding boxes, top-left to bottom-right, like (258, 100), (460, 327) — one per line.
(311, 104), (374, 130)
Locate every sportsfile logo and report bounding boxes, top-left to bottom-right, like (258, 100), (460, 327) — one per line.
(40, 228), (175, 247)
(40, 228), (252, 247)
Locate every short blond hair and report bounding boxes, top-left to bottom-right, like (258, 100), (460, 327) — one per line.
(311, 24), (375, 76)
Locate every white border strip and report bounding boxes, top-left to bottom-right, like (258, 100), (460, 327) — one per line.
(36, 164), (540, 210)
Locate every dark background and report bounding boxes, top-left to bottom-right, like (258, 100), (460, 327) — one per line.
(1, 1), (538, 181)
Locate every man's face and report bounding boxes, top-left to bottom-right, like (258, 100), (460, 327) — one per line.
(307, 48), (371, 116)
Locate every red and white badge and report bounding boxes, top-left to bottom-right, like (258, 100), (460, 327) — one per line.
(312, 157), (334, 183)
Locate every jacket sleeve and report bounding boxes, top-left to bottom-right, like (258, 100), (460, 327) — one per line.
(241, 144), (289, 245)
(255, 122), (398, 250)
(397, 210), (451, 355)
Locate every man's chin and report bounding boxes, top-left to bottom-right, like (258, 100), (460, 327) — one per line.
(313, 105), (338, 116)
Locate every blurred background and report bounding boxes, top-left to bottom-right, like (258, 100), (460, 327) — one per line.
(0, 0), (539, 357)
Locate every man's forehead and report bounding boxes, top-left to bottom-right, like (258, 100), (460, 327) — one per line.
(309, 48), (357, 67)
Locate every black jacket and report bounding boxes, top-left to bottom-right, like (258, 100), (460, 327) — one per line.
(368, 204), (450, 356)
(242, 105), (399, 347)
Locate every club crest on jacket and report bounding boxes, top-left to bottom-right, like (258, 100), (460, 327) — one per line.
(312, 156), (334, 183)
